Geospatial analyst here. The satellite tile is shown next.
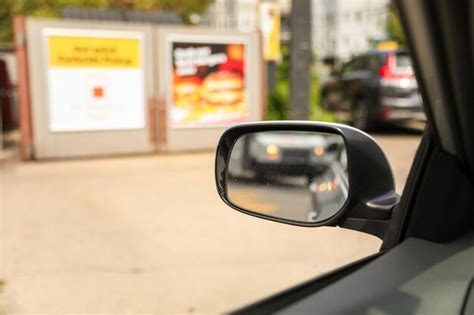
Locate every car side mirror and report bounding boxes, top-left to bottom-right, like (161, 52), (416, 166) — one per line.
(215, 121), (399, 239)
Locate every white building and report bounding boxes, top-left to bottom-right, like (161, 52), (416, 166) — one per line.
(202, 0), (389, 61)
(312, 0), (390, 62)
(202, 0), (291, 33)
(202, 0), (258, 32)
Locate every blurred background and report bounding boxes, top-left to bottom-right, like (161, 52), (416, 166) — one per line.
(0, 0), (423, 313)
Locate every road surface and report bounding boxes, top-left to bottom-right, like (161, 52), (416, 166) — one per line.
(0, 129), (421, 314)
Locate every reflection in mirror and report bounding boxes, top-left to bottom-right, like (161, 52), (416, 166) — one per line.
(226, 131), (348, 223)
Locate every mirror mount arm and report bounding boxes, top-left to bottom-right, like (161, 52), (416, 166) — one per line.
(338, 192), (399, 239)
(348, 191), (400, 221)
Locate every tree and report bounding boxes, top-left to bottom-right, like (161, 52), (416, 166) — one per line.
(387, 8), (406, 47)
(0, 0), (212, 44)
(134, 0), (212, 23)
(0, 0), (110, 44)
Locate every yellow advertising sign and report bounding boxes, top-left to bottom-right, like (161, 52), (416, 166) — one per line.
(48, 36), (140, 68)
(377, 41), (399, 51)
(260, 2), (281, 61)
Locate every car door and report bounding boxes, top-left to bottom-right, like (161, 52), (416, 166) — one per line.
(322, 62), (350, 113)
(216, 0), (474, 313)
(339, 55), (371, 113)
(336, 58), (357, 114)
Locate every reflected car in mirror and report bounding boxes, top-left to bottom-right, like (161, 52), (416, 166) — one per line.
(226, 131), (348, 223)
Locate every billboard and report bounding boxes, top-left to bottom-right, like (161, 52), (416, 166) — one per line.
(260, 2), (281, 61)
(167, 36), (250, 128)
(43, 28), (146, 132)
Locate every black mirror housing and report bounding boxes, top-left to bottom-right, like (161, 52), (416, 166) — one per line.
(215, 121), (399, 239)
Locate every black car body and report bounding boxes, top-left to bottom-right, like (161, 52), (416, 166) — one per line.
(228, 132), (343, 180)
(321, 50), (425, 130)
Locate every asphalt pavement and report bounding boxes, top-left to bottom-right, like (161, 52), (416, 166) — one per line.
(0, 127), (422, 314)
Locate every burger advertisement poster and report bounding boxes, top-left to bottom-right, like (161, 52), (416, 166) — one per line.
(170, 39), (249, 128)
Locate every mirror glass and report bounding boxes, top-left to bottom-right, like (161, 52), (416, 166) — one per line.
(226, 131), (348, 223)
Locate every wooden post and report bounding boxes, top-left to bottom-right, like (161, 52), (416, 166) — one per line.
(158, 96), (167, 151)
(14, 16), (33, 160)
(147, 97), (157, 151)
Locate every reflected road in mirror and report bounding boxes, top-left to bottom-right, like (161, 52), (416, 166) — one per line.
(226, 131), (348, 223)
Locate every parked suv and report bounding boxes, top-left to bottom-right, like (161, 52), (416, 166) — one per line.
(321, 50), (425, 130)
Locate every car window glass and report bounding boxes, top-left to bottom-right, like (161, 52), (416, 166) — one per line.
(343, 56), (370, 73)
(1, 2), (424, 314)
(394, 52), (414, 74)
(367, 55), (382, 72)
(354, 56), (369, 71)
(395, 52), (412, 67)
(341, 59), (356, 74)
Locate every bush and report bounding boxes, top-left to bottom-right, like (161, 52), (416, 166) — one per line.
(265, 47), (337, 122)
(265, 76), (289, 120)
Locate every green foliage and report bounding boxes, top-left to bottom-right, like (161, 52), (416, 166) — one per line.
(0, 1), (14, 44)
(266, 79), (289, 120)
(0, 0), (212, 44)
(265, 46), (337, 122)
(387, 8), (406, 47)
(309, 68), (337, 122)
(0, 0), (110, 43)
(135, 0), (212, 23)
(265, 46), (289, 120)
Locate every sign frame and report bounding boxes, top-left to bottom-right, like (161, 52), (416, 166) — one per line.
(155, 27), (263, 152)
(41, 27), (146, 133)
(164, 33), (252, 129)
(26, 18), (155, 158)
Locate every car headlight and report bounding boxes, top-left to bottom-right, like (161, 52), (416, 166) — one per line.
(266, 144), (279, 160)
(314, 147), (325, 157)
